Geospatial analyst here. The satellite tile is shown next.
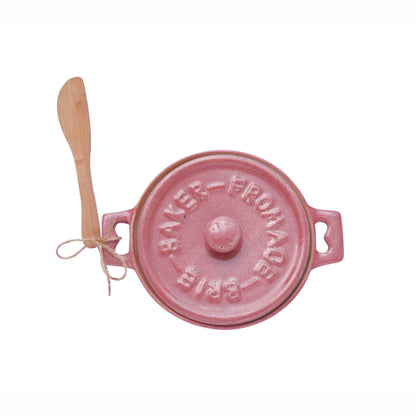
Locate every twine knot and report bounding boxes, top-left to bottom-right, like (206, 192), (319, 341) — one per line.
(56, 235), (127, 296)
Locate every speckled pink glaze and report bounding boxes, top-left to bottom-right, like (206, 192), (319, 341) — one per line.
(102, 151), (343, 329)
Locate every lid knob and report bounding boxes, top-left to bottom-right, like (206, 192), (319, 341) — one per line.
(205, 216), (242, 254)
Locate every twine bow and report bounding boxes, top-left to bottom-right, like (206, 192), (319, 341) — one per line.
(56, 233), (127, 296)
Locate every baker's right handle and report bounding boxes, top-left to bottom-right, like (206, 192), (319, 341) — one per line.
(310, 207), (344, 269)
(101, 208), (135, 269)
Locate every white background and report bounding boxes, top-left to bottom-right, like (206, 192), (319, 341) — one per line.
(0, 24), (416, 400)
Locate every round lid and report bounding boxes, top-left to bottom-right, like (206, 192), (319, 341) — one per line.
(133, 151), (313, 328)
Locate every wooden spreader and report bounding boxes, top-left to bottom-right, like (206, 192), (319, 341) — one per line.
(57, 77), (344, 329)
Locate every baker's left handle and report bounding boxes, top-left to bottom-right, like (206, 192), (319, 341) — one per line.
(101, 209), (135, 269)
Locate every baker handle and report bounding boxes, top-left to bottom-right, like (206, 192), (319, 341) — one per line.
(101, 209), (135, 269)
(310, 207), (344, 269)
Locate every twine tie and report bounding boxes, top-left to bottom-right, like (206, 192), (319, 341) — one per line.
(56, 235), (127, 296)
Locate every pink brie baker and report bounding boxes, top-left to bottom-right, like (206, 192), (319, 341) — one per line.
(101, 151), (344, 328)
(57, 78), (344, 329)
